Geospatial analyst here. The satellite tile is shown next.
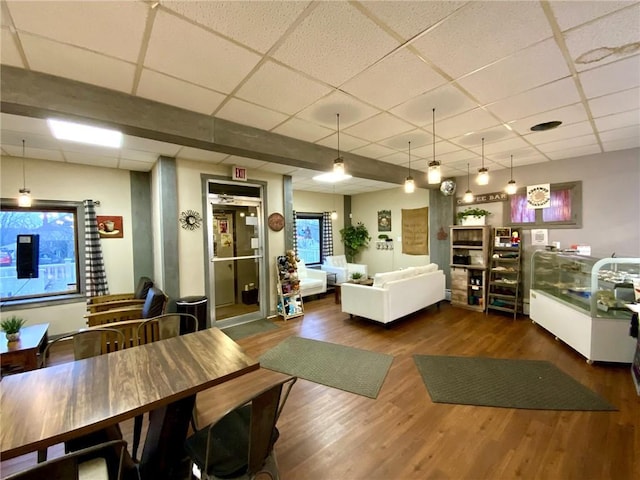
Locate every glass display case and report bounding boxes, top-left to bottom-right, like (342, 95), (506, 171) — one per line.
(530, 251), (639, 363)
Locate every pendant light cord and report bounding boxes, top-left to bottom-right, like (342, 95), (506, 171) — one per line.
(22, 139), (26, 189)
(510, 154), (514, 181)
(337, 113), (340, 158)
(467, 163), (470, 190)
(432, 108), (436, 163)
(408, 141), (411, 175)
(481, 137), (485, 168)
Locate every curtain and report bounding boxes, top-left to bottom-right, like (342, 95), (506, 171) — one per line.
(84, 200), (109, 298)
(322, 211), (333, 262)
(292, 210), (298, 256)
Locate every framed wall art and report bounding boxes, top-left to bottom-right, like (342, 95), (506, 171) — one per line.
(378, 210), (391, 232)
(97, 215), (123, 239)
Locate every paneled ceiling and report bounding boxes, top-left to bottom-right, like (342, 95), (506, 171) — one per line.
(1, 0), (639, 195)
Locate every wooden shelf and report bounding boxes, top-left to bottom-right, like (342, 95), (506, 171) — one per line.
(450, 225), (491, 312)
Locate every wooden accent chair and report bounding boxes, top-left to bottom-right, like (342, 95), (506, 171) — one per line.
(85, 286), (167, 327)
(4, 439), (128, 480)
(185, 370), (297, 479)
(86, 276), (153, 313)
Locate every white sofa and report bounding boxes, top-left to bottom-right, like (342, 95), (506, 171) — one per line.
(321, 255), (368, 284)
(340, 264), (445, 325)
(297, 260), (328, 298)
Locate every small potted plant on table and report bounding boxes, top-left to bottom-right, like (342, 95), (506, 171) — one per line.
(1, 316), (26, 342)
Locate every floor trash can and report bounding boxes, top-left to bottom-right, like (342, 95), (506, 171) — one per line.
(176, 296), (208, 331)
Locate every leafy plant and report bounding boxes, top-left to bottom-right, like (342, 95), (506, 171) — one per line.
(1, 316), (26, 334)
(340, 222), (371, 263)
(456, 207), (491, 222)
(351, 272), (364, 280)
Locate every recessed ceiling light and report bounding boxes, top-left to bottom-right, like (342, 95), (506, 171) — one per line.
(530, 121), (562, 132)
(47, 119), (123, 148)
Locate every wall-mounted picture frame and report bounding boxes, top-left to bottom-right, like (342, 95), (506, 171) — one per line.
(97, 215), (123, 239)
(378, 210), (391, 232)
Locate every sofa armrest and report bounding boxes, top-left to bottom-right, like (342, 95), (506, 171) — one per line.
(321, 265), (348, 284)
(305, 268), (327, 290)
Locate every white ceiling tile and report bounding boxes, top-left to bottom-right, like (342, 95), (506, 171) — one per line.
(390, 84), (478, 126)
(509, 103), (589, 134)
(537, 134), (599, 153)
(236, 60), (332, 115)
(315, 132), (369, 152)
(272, 117), (334, 143)
(162, 1), (309, 54)
(350, 143), (397, 159)
(564, 4), (640, 71)
(272, 2), (399, 86)
(434, 108), (501, 139)
(602, 136), (640, 151)
(378, 151), (410, 166)
(20, 34), (136, 93)
(361, 1), (466, 40)
(595, 110), (640, 132)
(492, 147), (546, 165)
(525, 121), (595, 145)
(2, 144), (64, 162)
(547, 144), (602, 160)
(452, 128), (514, 150)
(381, 129), (432, 150)
(64, 151), (119, 168)
(122, 136), (182, 156)
(548, 0), (635, 31)
(137, 69), (226, 116)
(7, 0), (147, 62)
(432, 149), (477, 165)
(486, 77), (581, 122)
(118, 159), (153, 172)
(176, 147), (228, 164)
(599, 125), (640, 142)
(344, 113), (414, 142)
(342, 47), (446, 110)
(458, 39), (571, 104)
(118, 148), (159, 164)
(412, 140), (461, 158)
(412, 1), (552, 78)
(2, 127), (64, 151)
(1, 114), (50, 136)
(1, 28), (24, 67)
(588, 88), (640, 117)
(296, 90), (380, 128)
(480, 137), (531, 156)
(256, 163), (300, 175)
(579, 55), (640, 98)
(216, 98), (289, 131)
(145, 10), (261, 94)
(221, 155), (267, 169)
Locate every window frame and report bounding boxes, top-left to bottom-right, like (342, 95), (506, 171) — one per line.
(295, 212), (324, 267)
(0, 198), (87, 309)
(504, 181), (582, 229)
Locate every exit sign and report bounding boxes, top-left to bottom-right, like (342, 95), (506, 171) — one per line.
(232, 166), (247, 181)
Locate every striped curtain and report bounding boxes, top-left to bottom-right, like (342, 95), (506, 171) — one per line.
(84, 200), (109, 298)
(292, 210), (298, 256)
(321, 211), (333, 262)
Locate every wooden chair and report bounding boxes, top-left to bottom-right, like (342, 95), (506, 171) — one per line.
(40, 327), (126, 367)
(85, 286), (167, 327)
(4, 439), (127, 480)
(86, 276), (153, 313)
(185, 371), (297, 480)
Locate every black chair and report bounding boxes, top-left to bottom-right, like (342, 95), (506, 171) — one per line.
(5, 439), (127, 480)
(184, 376), (296, 479)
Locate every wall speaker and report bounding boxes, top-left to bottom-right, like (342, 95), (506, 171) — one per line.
(16, 234), (39, 279)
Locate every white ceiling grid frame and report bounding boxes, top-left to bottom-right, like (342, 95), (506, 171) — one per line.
(588, 88), (640, 118)
(594, 110), (640, 132)
(548, 0), (637, 31)
(216, 98), (289, 132)
(344, 112), (415, 143)
(578, 55), (640, 99)
(295, 90), (381, 128)
(272, 117), (335, 144)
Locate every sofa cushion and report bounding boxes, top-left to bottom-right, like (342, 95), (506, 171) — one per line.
(414, 264), (438, 275)
(372, 270), (405, 288)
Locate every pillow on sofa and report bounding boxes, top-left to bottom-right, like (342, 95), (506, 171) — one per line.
(414, 264), (439, 275)
(372, 270), (405, 288)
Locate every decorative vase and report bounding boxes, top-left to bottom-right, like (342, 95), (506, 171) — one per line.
(6, 331), (20, 342)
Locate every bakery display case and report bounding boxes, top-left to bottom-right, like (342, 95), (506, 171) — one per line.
(529, 251), (639, 363)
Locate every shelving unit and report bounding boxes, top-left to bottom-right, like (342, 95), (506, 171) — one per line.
(487, 234), (522, 319)
(275, 255), (304, 320)
(450, 225), (491, 312)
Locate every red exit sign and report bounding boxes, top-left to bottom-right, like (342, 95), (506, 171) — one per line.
(232, 166), (247, 181)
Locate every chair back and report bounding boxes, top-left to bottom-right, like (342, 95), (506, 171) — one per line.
(133, 276), (154, 300)
(325, 255), (347, 267)
(3, 439), (127, 480)
(41, 328), (126, 366)
(137, 313), (198, 345)
(141, 286), (168, 318)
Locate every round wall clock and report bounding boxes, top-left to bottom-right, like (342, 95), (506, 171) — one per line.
(179, 210), (202, 230)
(268, 212), (285, 232)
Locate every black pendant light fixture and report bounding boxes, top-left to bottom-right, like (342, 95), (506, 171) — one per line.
(404, 141), (415, 193)
(476, 137), (489, 185)
(427, 108), (441, 184)
(463, 162), (473, 203)
(18, 139), (32, 207)
(505, 154), (517, 195)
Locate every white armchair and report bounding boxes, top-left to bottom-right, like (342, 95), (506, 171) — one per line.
(321, 255), (368, 284)
(297, 260), (327, 297)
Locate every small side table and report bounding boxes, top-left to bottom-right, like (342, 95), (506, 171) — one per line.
(0, 323), (49, 376)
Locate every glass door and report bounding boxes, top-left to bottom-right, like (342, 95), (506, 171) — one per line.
(208, 191), (265, 327)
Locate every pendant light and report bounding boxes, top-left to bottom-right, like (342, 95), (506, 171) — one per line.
(404, 141), (415, 193)
(427, 108), (441, 184)
(463, 163), (474, 203)
(18, 139), (32, 208)
(505, 154), (517, 194)
(333, 113), (345, 178)
(476, 137), (489, 185)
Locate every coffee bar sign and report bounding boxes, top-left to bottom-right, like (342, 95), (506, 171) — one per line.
(456, 191), (508, 205)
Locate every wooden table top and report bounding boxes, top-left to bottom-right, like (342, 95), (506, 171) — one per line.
(0, 327), (259, 460)
(0, 323), (49, 354)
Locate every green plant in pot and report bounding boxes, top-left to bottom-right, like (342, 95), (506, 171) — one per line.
(350, 272), (364, 283)
(1, 316), (26, 342)
(340, 222), (371, 263)
(456, 207), (491, 225)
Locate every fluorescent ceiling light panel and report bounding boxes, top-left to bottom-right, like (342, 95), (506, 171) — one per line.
(47, 119), (123, 148)
(312, 172), (353, 183)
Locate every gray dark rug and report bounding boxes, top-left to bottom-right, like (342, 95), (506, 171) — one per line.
(222, 318), (279, 341)
(260, 336), (394, 399)
(413, 355), (616, 411)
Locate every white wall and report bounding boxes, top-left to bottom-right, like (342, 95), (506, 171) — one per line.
(292, 190), (345, 256)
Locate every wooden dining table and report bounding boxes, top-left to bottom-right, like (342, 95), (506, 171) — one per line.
(0, 327), (259, 479)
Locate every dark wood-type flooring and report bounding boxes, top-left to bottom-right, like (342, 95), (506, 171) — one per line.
(2, 296), (638, 479)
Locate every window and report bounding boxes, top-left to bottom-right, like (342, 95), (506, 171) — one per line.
(505, 182), (582, 229)
(0, 201), (84, 304)
(296, 213), (323, 266)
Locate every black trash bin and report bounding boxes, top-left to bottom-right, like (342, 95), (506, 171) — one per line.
(176, 296), (208, 331)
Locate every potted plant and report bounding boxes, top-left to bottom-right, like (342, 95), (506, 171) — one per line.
(456, 207), (491, 226)
(1, 316), (26, 342)
(340, 222), (371, 263)
(350, 272), (364, 283)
